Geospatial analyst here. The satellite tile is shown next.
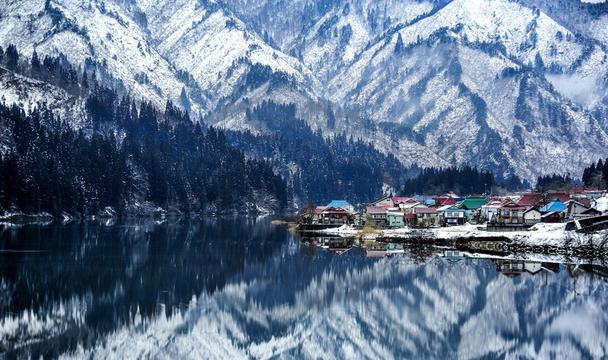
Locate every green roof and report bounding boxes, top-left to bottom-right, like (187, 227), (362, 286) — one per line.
(458, 197), (487, 210)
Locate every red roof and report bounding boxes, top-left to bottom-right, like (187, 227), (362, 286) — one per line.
(546, 192), (570, 203)
(366, 206), (387, 215)
(516, 193), (543, 207)
(499, 199), (526, 210)
(434, 197), (457, 206)
(576, 198), (592, 208)
(391, 197), (412, 204)
(415, 207), (438, 214)
(405, 213), (417, 219)
(314, 206), (328, 214)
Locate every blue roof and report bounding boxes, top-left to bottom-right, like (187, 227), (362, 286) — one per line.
(540, 199), (567, 213)
(414, 195), (436, 206)
(327, 200), (351, 208)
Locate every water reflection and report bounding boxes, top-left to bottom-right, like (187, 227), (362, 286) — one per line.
(0, 218), (285, 357)
(1, 221), (608, 359)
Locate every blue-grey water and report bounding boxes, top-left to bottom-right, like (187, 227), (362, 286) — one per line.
(1, 219), (608, 359)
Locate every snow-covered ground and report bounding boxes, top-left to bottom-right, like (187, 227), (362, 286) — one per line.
(316, 223), (608, 248)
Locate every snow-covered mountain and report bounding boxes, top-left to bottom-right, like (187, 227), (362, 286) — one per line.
(1, 0), (608, 181)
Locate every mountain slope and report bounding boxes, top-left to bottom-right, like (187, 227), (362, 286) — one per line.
(1, 0), (608, 184)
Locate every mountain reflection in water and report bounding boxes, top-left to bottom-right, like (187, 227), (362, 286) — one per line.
(1, 220), (607, 359)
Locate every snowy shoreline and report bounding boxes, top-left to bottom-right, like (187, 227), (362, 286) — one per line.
(313, 223), (608, 249)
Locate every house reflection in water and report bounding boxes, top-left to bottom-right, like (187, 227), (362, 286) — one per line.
(492, 259), (560, 277)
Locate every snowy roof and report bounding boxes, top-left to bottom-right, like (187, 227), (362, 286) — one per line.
(595, 196), (608, 212)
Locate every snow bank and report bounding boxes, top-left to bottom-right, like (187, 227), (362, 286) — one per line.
(315, 223), (608, 248)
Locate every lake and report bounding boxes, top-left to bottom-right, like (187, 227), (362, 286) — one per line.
(1, 219), (608, 359)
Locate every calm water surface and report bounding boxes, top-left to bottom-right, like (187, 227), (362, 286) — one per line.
(1, 219), (608, 359)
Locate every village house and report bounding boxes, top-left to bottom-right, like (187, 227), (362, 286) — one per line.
(516, 192), (543, 208)
(326, 200), (354, 213)
(480, 198), (506, 222)
(564, 200), (590, 220)
(314, 206), (353, 225)
(440, 206), (467, 226)
(401, 201), (423, 214)
(372, 196), (394, 208)
(523, 208), (542, 225)
(387, 209), (405, 228)
(391, 197), (413, 207)
(541, 211), (564, 223)
(494, 199), (526, 225)
(540, 199), (567, 223)
(404, 213), (417, 227)
(366, 206), (388, 228)
(574, 207), (602, 219)
(414, 207), (440, 227)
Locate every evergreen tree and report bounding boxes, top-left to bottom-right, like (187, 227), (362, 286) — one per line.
(394, 33), (405, 54)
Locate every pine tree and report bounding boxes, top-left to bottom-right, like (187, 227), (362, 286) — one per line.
(31, 50), (41, 77)
(394, 33), (405, 54)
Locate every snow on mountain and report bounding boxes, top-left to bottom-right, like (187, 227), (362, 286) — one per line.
(0, 67), (87, 127)
(136, 0), (317, 107)
(320, 0), (608, 179)
(0, 0), (211, 115)
(1, 0), (608, 180)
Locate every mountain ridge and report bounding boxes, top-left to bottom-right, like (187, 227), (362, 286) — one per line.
(0, 0), (607, 184)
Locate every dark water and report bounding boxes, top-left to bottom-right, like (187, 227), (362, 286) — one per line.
(1, 219), (608, 359)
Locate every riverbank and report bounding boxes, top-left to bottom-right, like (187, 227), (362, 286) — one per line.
(313, 223), (608, 249)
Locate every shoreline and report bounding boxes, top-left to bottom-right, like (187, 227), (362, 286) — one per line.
(304, 223), (608, 252)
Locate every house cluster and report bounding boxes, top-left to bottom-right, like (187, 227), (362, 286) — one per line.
(302, 188), (608, 230)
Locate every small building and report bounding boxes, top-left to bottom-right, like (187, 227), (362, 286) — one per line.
(441, 206), (467, 226)
(574, 207), (602, 219)
(387, 210), (405, 228)
(404, 213), (417, 227)
(372, 196), (394, 208)
(366, 206), (387, 228)
(391, 197), (412, 207)
(326, 200), (354, 213)
(414, 207), (439, 227)
(523, 208), (542, 225)
(495, 199), (526, 225)
(541, 211), (563, 223)
(401, 201), (423, 214)
(481, 198), (506, 222)
(564, 200), (589, 220)
(315, 206), (353, 225)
